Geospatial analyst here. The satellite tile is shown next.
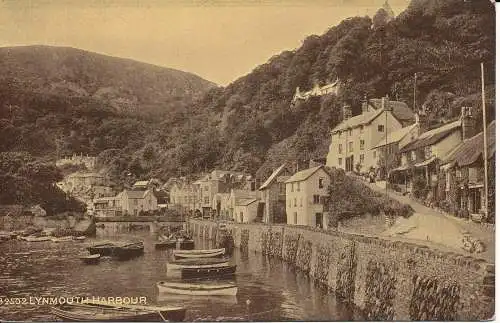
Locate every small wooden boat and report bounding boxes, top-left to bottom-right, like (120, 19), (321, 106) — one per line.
(51, 302), (186, 322)
(87, 242), (116, 256)
(113, 242), (144, 260)
(157, 281), (237, 296)
(181, 264), (237, 279)
(173, 248), (225, 259)
(155, 239), (194, 250)
(23, 236), (51, 242)
(79, 253), (101, 265)
(51, 236), (74, 243)
(167, 257), (230, 271)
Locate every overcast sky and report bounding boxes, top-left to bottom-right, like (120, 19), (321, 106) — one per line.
(0, 0), (409, 85)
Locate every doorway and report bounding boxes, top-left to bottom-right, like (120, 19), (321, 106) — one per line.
(315, 213), (323, 228)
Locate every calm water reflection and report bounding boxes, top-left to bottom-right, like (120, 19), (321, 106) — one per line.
(0, 228), (361, 321)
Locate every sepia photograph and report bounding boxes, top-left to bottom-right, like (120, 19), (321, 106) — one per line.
(0, 0), (496, 321)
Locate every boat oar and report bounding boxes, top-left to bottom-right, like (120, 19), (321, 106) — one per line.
(157, 310), (168, 322)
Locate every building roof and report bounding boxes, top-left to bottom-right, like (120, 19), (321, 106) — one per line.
(400, 119), (462, 153)
(285, 166), (326, 183)
(259, 164), (287, 190)
(231, 189), (257, 200)
(372, 124), (418, 149)
(235, 198), (258, 206)
(123, 190), (150, 199)
(368, 99), (414, 122)
(332, 109), (384, 132)
(441, 120), (495, 167)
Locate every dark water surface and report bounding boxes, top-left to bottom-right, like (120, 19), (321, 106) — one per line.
(0, 229), (361, 321)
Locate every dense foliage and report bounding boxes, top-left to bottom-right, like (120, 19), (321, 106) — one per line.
(0, 152), (85, 215)
(0, 0), (495, 193)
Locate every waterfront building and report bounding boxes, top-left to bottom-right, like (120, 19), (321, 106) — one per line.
(258, 163), (292, 224)
(391, 107), (475, 197)
(230, 189), (260, 223)
(439, 120), (495, 220)
(285, 165), (331, 229)
(170, 180), (200, 215)
(325, 97), (413, 173)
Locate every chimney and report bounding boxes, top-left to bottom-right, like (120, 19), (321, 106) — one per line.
(461, 106), (475, 139)
(342, 105), (352, 121)
(362, 95), (369, 113)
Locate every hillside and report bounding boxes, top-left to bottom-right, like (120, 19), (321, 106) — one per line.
(0, 0), (495, 192)
(0, 45), (215, 115)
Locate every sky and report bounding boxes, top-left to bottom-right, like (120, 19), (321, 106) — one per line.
(0, 0), (410, 85)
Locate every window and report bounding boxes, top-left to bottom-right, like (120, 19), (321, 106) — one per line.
(411, 151), (417, 161)
(300, 197), (303, 207)
(338, 158), (342, 166)
(134, 199), (138, 205)
(279, 183), (286, 194)
(338, 144), (342, 154)
(349, 142), (353, 152)
(319, 178), (324, 189)
(204, 186), (209, 191)
(204, 197), (209, 204)
(313, 195), (320, 204)
(360, 126), (364, 133)
(424, 146), (432, 159)
(378, 125), (385, 132)
(360, 154), (364, 164)
(297, 182), (300, 192)
(293, 212), (298, 225)
(291, 183), (294, 192)
(349, 129), (352, 136)
(360, 140), (365, 150)
(373, 150), (377, 158)
(294, 198), (297, 207)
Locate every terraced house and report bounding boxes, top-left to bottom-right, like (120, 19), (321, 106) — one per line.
(326, 97), (414, 173)
(285, 165), (331, 229)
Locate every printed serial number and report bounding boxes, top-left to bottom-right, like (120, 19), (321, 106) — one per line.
(0, 297), (28, 305)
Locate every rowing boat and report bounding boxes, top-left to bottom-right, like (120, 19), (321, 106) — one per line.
(113, 241), (144, 260)
(155, 239), (194, 250)
(52, 301), (186, 322)
(157, 281), (237, 296)
(181, 264), (237, 279)
(173, 248), (225, 259)
(87, 242), (116, 256)
(51, 236), (74, 242)
(22, 236), (51, 242)
(79, 253), (101, 265)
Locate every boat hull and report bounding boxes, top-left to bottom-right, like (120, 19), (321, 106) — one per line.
(174, 251), (224, 259)
(87, 244), (116, 256)
(51, 303), (186, 322)
(113, 243), (144, 261)
(181, 264), (236, 279)
(80, 254), (101, 265)
(155, 240), (195, 250)
(157, 281), (237, 296)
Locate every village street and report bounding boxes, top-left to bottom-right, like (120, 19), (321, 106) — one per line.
(355, 181), (495, 262)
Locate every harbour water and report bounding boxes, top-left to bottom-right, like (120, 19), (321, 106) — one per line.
(0, 228), (362, 321)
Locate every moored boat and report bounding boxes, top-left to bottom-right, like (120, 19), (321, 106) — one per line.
(113, 241), (144, 260)
(180, 264), (237, 279)
(157, 281), (237, 296)
(51, 236), (74, 243)
(87, 242), (116, 256)
(79, 253), (101, 265)
(22, 236), (51, 242)
(173, 248), (225, 259)
(51, 301), (186, 322)
(155, 239), (194, 250)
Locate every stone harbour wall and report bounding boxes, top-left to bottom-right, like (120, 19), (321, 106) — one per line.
(188, 220), (494, 321)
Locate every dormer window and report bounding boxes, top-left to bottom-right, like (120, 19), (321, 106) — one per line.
(349, 129), (353, 136)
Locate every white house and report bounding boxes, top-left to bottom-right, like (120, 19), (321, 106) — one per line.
(229, 189), (259, 223)
(285, 166), (331, 229)
(116, 190), (158, 216)
(326, 97), (414, 173)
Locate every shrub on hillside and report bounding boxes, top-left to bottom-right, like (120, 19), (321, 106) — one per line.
(325, 167), (414, 222)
